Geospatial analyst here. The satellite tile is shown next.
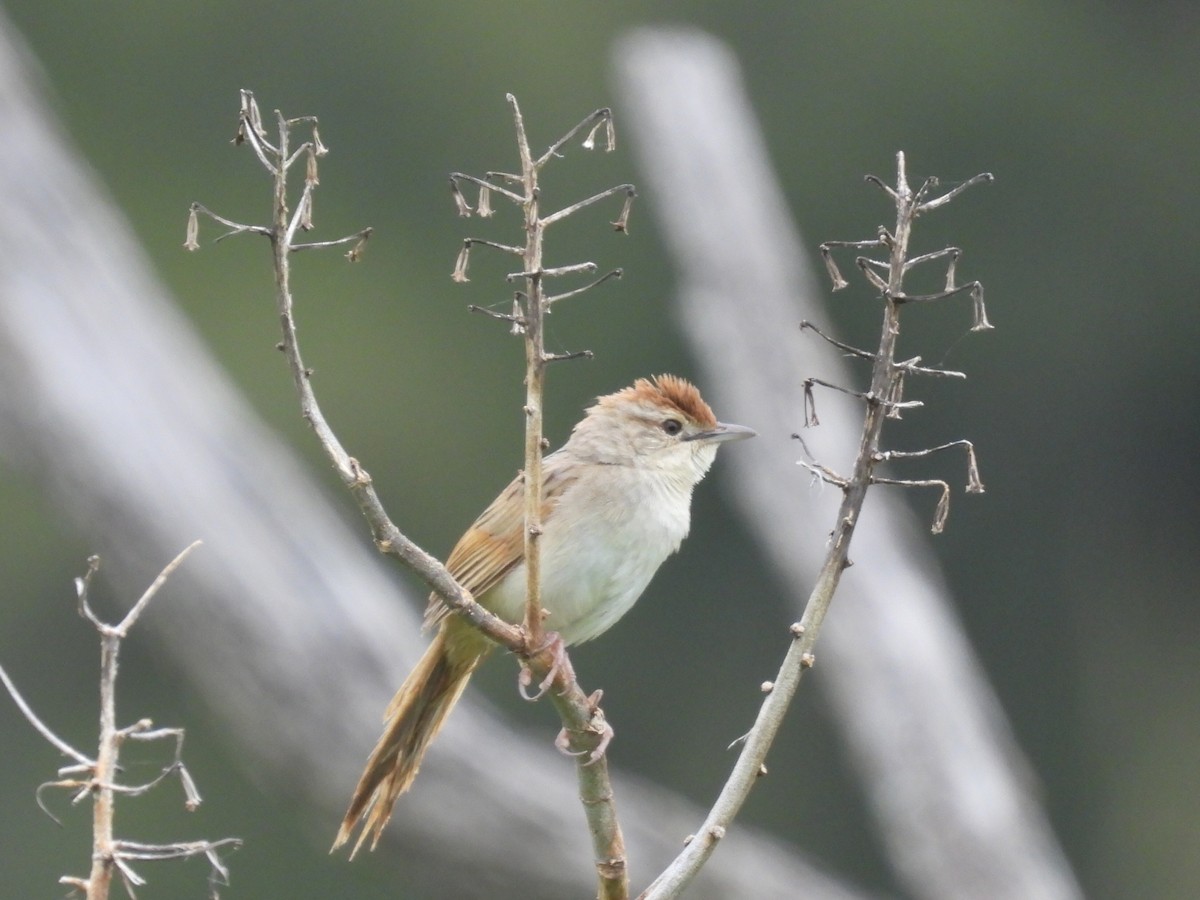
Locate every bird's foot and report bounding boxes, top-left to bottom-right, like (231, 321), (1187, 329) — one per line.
(518, 630), (573, 701)
(556, 691), (613, 765)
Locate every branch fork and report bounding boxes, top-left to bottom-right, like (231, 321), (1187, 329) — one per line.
(185, 90), (371, 260)
(2, 544), (241, 899)
(191, 92), (634, 899)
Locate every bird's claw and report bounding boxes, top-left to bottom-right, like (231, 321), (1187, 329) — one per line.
(555, 692), (612, 765)
(518, 631), (573, 701)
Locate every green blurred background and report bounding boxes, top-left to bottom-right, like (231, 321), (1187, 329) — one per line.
(1, 2), (1198, 897)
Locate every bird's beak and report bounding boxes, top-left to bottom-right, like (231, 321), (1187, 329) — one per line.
(685, 421), (757, 444)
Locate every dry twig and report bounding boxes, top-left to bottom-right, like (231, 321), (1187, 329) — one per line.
(451, 94), (634, 900)
(642, 153), (992, 898)
(188, 91), (521, 651)
(1, 544), (241, 900)
(190, 91), (634, 899)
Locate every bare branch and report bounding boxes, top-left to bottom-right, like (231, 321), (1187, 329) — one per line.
(453, 94), (635, 900)
(194, 92), (636, 892)
(534, 106), (616, 167)
(11, 549), (240, 898)
(803, 376), (924, 412)
(449, 172), (526, 207)
(918, 171), (995, 213)
(639, 148), (991, 899)
(799, 320), (876, 360)
(291, 227), (374, 254)
(185, 203), (272, 247)
(467, 303), (524, 325)
(0, 662), (95, 767)
(857, 256), (890, 292)
(893, 280), (993, 332)
(115, 540), (201, 635)
(894, 356), (967, 379)
(234, 91), (278, 174)
(540, 183), (636, 228)
(544, 348), (595, 364)
(508, 261), (599, 282)
(229, 101), (525, 650)
(796, 459), (850, 490)
(546, 268), (623, 306)
(875, 440), (985, 495)
(903, 245), (960, 273)
(870, 476), (954, 533)
(75, 553), (104, 629)
(864, 171), (900, 202)
(819, 238), (886, 290)
(467, 237), (542, 279)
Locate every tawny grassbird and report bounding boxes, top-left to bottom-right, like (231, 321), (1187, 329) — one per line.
(334, 374), (755, 854)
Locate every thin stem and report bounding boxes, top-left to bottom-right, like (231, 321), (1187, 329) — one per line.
(260, 114), (523, 651)
(202, 93), (630, 896)
(115, 541), (201, 635)
(0, 663), (95, 766)
(799, 319), (875, 360)
(546, 268), (624, 306)
(500, 94), (629, 900)
(918, 172), (995, 212)
(869, 476), (954, 533)
(646, 155), (914, 896)
(449, 172), (526, 206)
(291, 227), (373, 254)
(534, 106), (614, 167)
(86, 630), (119, 900)
(544, 348), (594, 364)
(515, 261), (598, 281)
(644, 149), (990, 899)
(541, 183), (636, 227)
(507, 93), (548, 655)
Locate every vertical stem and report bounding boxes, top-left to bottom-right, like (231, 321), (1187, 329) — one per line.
(509, 98), (629, 899)
(274, 112), (292, 323)
(798, 151), (912, 643)
(510, 95), (547, 651)
(642, 152), (919, 899)
(269, 115), (308, 419)
(86, 634), (119, 900)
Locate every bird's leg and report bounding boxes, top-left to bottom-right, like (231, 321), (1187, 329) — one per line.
(555, 689), (613, 764)
(517, 635), (613, 762)
(517, 630), (574, 701)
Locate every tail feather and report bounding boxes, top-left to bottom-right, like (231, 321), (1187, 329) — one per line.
(333, 627), (488, 856)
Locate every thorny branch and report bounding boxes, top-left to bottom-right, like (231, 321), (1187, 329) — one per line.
(642, 153), (992, 899)
(1, 544), (241, 900)
(451, 94), (635, 900)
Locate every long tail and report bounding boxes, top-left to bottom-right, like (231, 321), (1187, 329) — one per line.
(332, 625), (488, 856)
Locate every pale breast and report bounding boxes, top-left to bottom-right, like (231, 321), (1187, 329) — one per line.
(481, 463), (694, 645)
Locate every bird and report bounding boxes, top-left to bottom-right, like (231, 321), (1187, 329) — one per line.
(333, 374), (755, 855)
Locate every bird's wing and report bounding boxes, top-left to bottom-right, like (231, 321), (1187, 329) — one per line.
(423, 458), (577, 631)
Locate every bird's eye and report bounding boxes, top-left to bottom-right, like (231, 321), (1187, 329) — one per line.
(661, 418), (683, 436)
